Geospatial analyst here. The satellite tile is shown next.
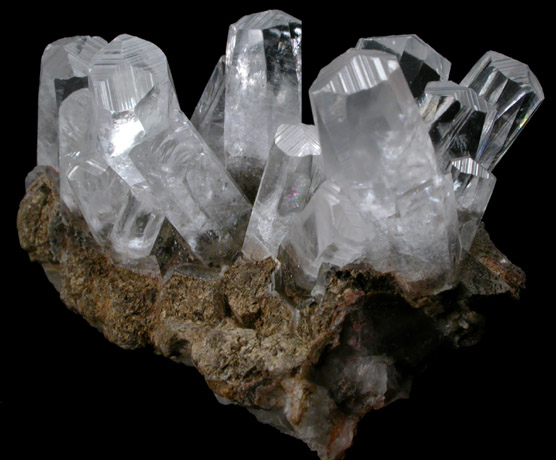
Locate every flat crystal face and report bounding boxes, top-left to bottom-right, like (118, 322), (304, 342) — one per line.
(224, 10), (302, 201)
(356, 34), (451, 102)
(461, 51), (544, 170)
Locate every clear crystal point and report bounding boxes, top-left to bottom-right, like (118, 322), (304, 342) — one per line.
(243, 123), (324, 260)
(461, 50), (544, 170)
(37, 36), (107, 169)
(224, 10), (302, 201)
(356, 34), (451, 102)
(420, 81), (495, 170)
(300, 48), (460, 292)
(191, 56), (226, 163)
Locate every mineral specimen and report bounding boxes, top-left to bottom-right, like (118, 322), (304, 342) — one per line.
(20, 10), (543, 460)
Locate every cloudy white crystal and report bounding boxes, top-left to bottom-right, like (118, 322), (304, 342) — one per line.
(224, 10), (302, 200)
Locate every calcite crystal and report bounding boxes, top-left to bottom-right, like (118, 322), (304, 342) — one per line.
(21, 10), (543, 460)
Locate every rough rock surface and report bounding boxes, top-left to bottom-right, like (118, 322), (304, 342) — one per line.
(17, 170), (525, 460)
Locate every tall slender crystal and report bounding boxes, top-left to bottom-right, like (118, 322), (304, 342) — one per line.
(225, 10), (302, 201)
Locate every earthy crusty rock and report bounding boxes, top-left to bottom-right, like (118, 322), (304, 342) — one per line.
(17, 170), (525, 460)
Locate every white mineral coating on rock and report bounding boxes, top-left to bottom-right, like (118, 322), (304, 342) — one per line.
(420, 81), (495, 171)
(299, 48), (460, 292)
(191, 56), (226, 163)
(356, 34), (451, 102)
(37, 36), (107, 169)
(243, 123), (323, 260)
(450, 157), (496, 251)
(224, 10), (302, 199)
(88, 34), (180, 187)
(59, 88), (92, 211)
(129, 113), (251, 265)
(460, 51), (544, 170)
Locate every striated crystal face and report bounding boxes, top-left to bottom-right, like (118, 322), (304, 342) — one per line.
(37, 36), (107, 168)
(129, 113), (251, 265)
(420, 81), (495, 170)
(191, 56), (226, 163)
(225, 10), (302, 201)
(356, 34), (451, 102)
(460, 51), (544, 170)
(243, 123), (323, 260)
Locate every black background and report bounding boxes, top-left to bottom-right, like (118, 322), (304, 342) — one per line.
(2, 2), (553, 457)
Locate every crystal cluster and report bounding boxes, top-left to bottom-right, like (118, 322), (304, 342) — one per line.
(36, 11), (543, 294)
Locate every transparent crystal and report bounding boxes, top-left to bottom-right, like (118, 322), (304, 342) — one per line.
(420, 81), (495, 170)
(450, 157), (496, 251)
(191, 56), (226, 163)
(243, 123), (323, 260)
(301, 48), (460, 292)
(67, 156), (127, 245)
(356, 34), (450, 102)
(460, 51), (544, 170)
(88, 34), (180, 187)
(224, 10), (302, 201)
(129, 113), (251, 265)
(37, 36), (107, 168)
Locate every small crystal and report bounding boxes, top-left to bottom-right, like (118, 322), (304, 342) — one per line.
(356, 34), (450, 102)
(191, 56), (226, 163)
(420, 81), (495, 170)
(37, 36), (107, 169)
(450, 157), (496, 251)
(243, 123), (323, 260)
(224, 10), (302, 200)
(461, 51), (544, 170)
